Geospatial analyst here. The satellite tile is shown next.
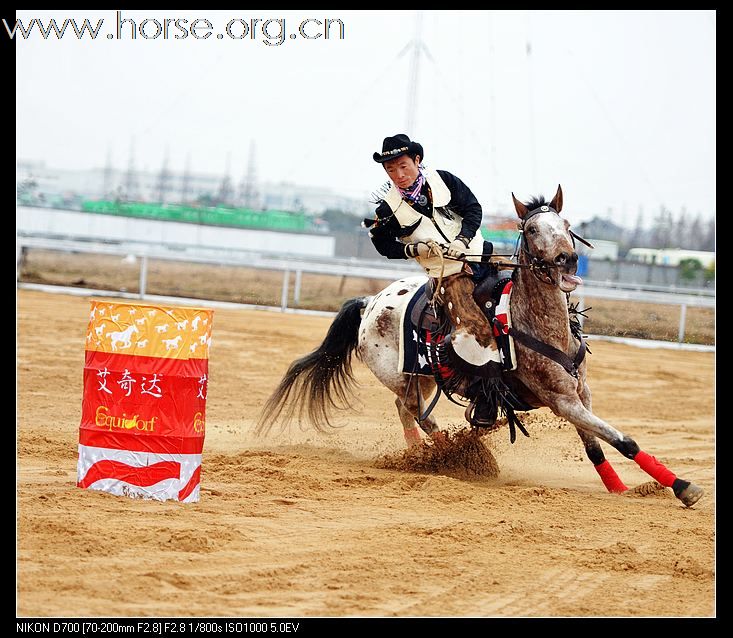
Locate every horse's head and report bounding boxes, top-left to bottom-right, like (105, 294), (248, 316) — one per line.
(511, 185), (584, 293)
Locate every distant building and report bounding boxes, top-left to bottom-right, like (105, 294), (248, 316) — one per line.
(574, 216), (625, 243)
(579, 239), (618, 261)
(16, 159), (372, 217)
(626, 248), (715, 268)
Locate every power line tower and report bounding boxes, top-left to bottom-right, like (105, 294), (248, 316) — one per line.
(102, 145), (114, 200)
(239, 140), (260, 209)
(156, 147), (171, 204)
(124, 138), (139, 202)
(399, 11), (432, 136)
(217, 152), (234, 207)
(180, 154), (192, 204)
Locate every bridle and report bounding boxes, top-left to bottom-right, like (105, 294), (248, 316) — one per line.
(516, 205), (594, 288)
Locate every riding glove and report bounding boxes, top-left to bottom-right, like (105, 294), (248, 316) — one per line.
(444, 235), (471, 259)
(404, 242), (434, 258)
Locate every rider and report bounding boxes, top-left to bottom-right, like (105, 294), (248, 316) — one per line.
(364, 133), (498, 426)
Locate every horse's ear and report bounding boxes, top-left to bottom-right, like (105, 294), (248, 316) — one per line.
(550, 184), (563, 213)
(512, 193), (529, 219)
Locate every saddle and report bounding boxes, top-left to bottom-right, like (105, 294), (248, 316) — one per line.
(404, 264), (535, 442)
(409, 265), (514, 367)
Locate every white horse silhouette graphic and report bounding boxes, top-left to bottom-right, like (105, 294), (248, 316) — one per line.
(176, 319), (188, 331)
(108, 325), (139, 351)
(163, 335), (183, 350)
(190, 343), (197, 353)
(156, 324), (169, 334)
(95, 325), (105, 337)
(191, 316), (201, 331)
(137, 339), (149, 348)
(135, 318), (146, 325)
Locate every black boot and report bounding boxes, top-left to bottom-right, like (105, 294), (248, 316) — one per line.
(466, 398), (498, 428)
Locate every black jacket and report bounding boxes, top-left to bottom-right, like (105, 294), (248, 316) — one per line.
(365, 170), (483, 259)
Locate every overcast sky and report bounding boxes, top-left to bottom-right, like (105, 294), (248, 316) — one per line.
(16, 9), (715, 227)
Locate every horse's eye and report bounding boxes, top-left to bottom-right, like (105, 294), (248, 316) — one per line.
(527, 227), (537, 235)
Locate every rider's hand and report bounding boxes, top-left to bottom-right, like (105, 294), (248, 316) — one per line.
(444, 235), (470, 259)
(404, 242), (434, 258)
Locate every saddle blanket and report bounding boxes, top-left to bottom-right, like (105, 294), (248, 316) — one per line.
(398, 280), (518, 376)
(398, 283), (433, 376)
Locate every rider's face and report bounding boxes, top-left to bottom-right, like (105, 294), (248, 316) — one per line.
(383, 155), (421, 189)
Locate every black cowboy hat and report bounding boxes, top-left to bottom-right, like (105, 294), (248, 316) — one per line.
(372, 133), (424, 163)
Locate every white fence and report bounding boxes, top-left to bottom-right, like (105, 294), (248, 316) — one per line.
(17, 234), (714, 343)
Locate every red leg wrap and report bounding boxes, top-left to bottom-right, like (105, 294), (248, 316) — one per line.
(633, 450), (676, 487)
(595, 460), (628, 493)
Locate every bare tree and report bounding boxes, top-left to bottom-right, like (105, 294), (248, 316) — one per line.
(651, 205), (673, 248)
(688, 214), (703, 251)
(672, 206), (690, 248)
(702, 217), (715, 252)
(628, 206), (646, 248)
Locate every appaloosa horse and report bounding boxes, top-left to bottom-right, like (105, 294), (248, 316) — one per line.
(257, 186), (704, 508)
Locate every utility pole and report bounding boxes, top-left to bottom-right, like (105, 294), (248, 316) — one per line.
(526, 11), (538, 194)
(487, 12), (499, 212)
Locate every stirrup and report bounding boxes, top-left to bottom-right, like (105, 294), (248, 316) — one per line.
(465, 399), (499, 429)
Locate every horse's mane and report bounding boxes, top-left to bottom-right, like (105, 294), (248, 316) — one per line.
(524, 195), (549, 210)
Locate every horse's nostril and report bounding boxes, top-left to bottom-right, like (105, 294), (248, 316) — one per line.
(555, 253), (568, 265)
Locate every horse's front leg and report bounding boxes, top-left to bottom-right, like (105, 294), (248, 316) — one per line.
(554, 392), (704, 508)
(576, 383), (627, 493)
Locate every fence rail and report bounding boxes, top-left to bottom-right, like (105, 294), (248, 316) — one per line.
(17, 234), (714, 342)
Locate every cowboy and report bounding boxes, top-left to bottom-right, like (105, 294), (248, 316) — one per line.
(364, 133), (499, 426)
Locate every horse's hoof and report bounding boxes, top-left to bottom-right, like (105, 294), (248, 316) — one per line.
(677, 482), (704, 508)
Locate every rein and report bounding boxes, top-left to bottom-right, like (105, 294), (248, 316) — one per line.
(507, 326), (586, 379)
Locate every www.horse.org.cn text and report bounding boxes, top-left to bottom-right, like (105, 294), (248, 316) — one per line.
(6, 12), (346, 46)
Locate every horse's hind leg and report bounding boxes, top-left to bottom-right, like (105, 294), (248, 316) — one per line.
(395, 398), (423, 447)
(554, 393), (704, 508)
(395, 376), (441, 448)
(576, 383), (627, 493)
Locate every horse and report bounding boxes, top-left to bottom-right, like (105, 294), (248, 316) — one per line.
(107, 324), (139, 351)
(257, 186), (704, 508)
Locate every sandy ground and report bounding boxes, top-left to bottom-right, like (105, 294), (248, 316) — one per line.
(17, 289), (715, 617)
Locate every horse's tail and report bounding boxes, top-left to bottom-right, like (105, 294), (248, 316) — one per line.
(255, 296), (369, 436)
